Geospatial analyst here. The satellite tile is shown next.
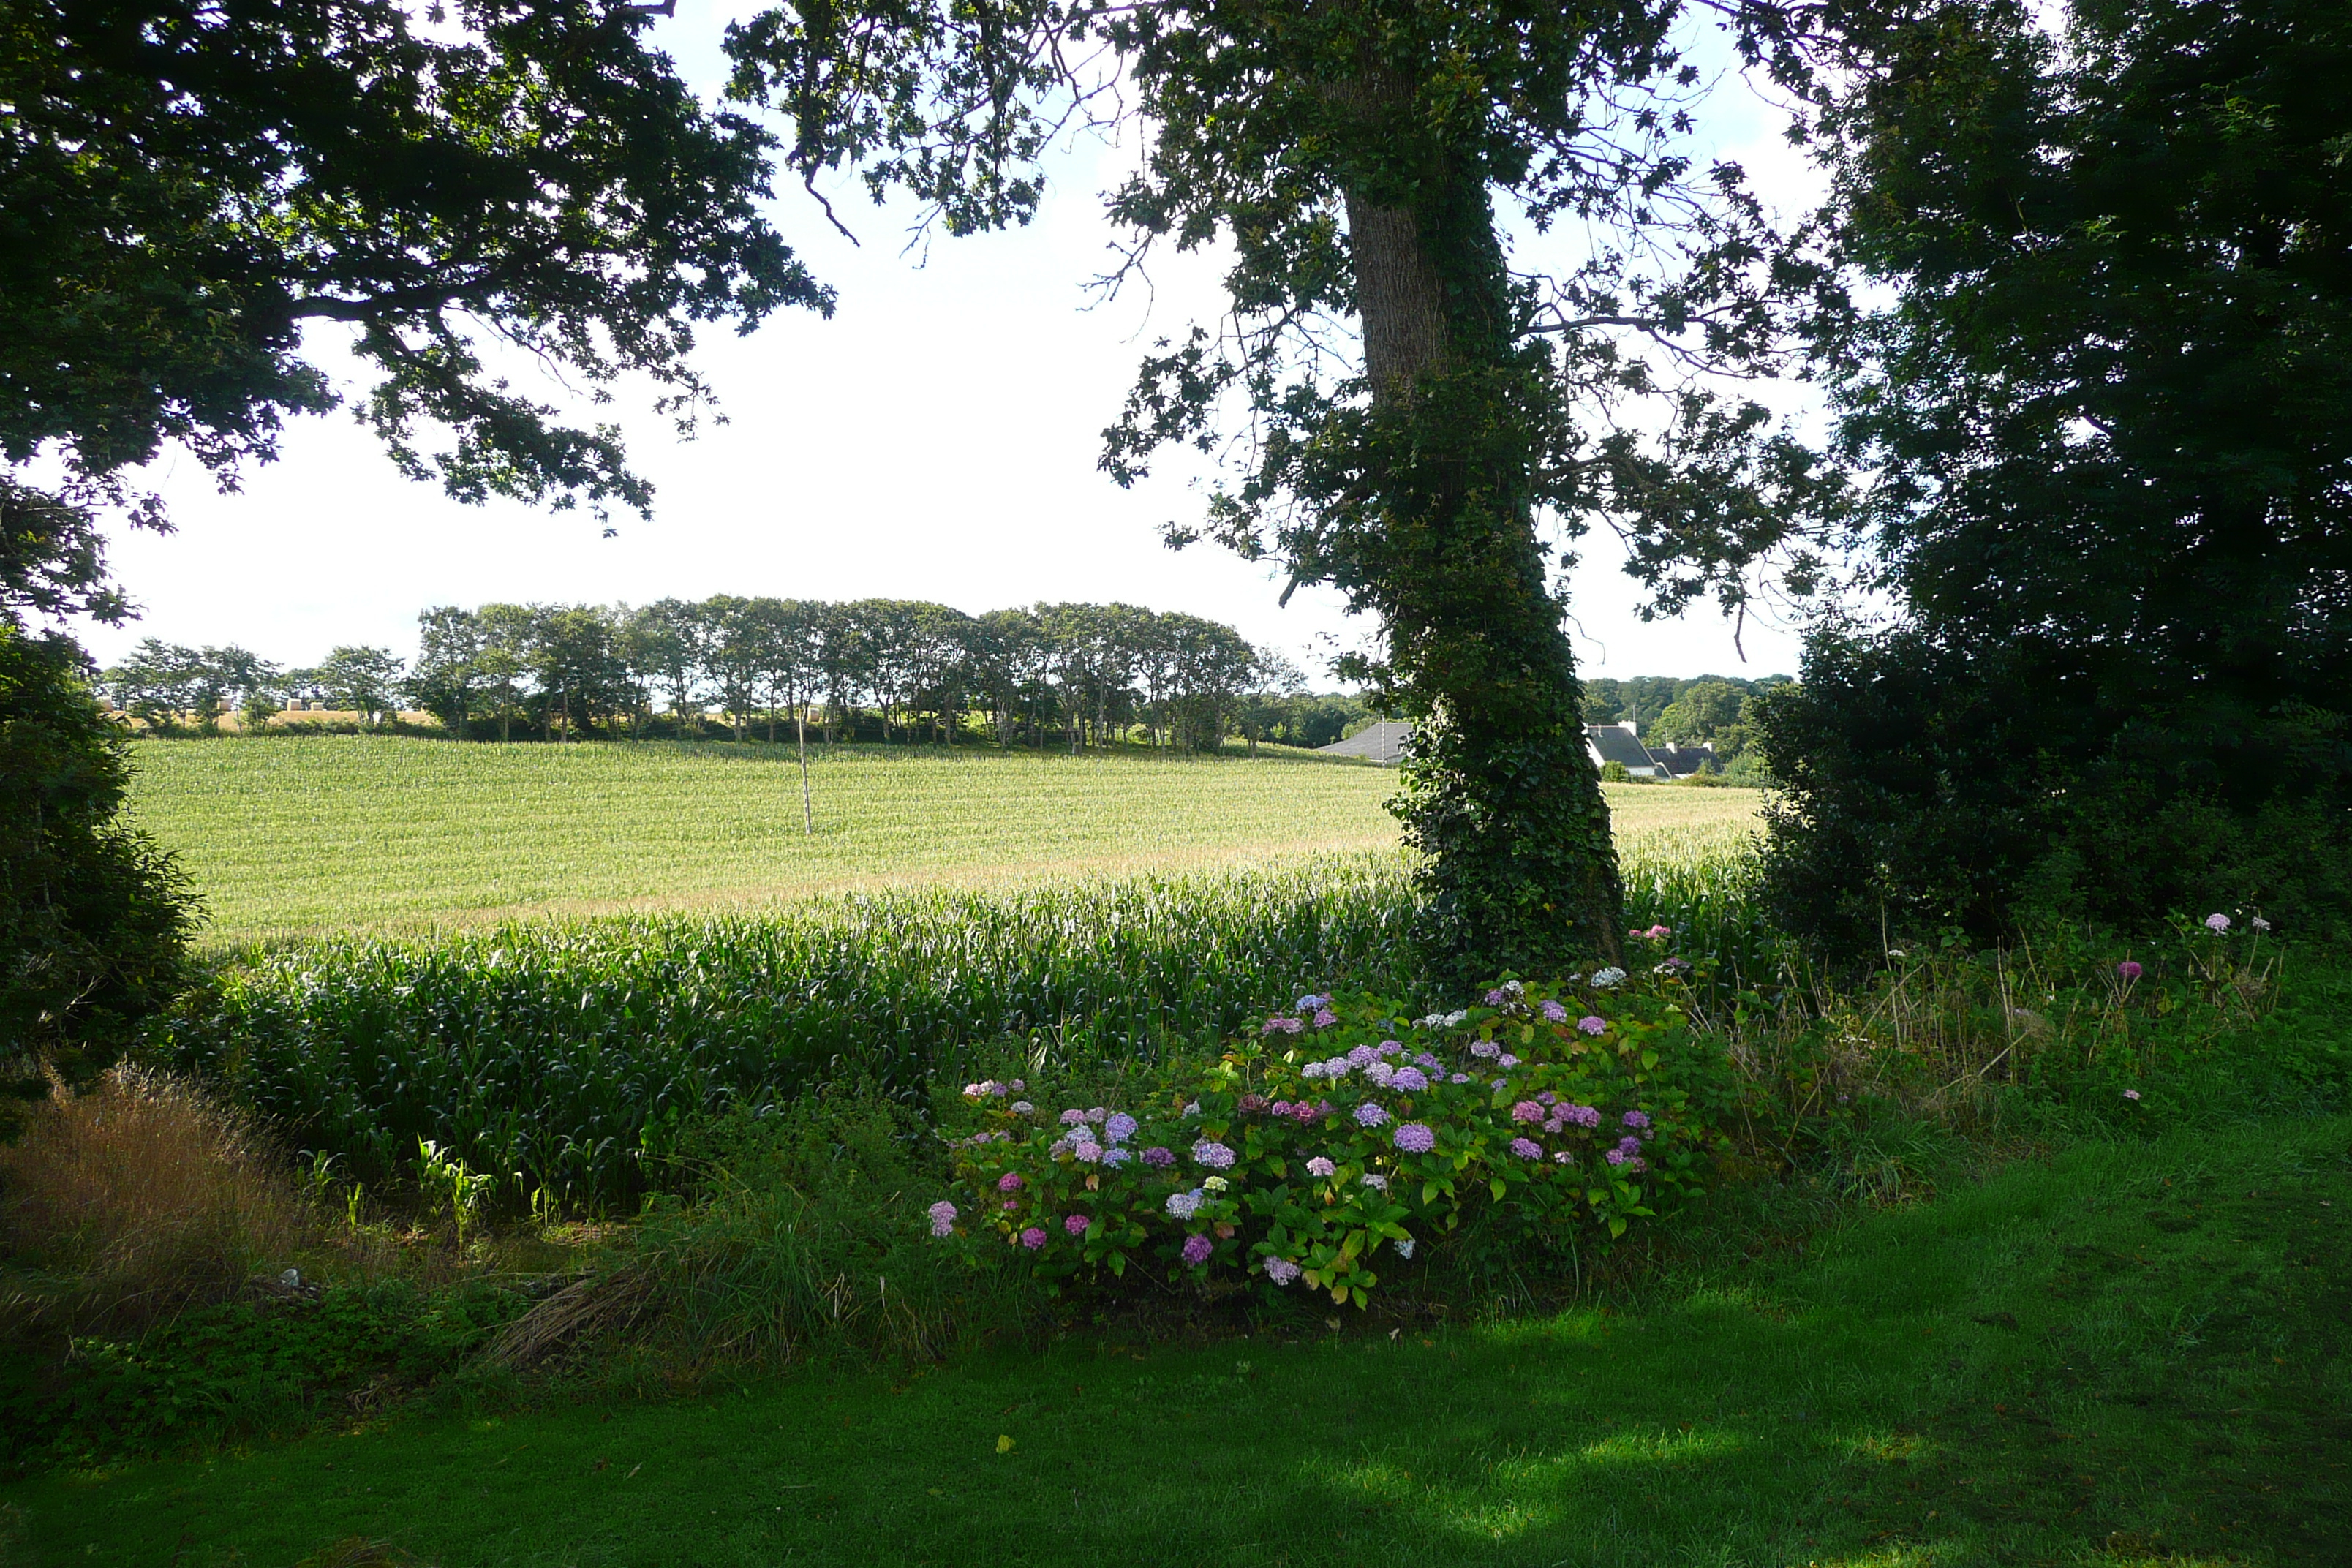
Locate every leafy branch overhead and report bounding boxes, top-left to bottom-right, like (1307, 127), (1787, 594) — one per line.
(1, 1), (826, 527)
(725, 0), (1848, 630)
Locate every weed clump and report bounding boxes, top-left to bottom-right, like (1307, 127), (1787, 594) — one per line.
(0, 1066), (312, 1332)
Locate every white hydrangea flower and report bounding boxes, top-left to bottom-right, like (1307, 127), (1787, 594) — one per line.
(1590, 967), (1628, 989)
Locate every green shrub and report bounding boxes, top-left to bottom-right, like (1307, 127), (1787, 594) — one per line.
(608, 1086), (1000, 1368)
(932, 976), (1740, 1308)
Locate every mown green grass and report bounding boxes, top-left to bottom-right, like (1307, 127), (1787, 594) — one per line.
(12, 1114), (2345, 1567)
(119, 738), (1763, 946)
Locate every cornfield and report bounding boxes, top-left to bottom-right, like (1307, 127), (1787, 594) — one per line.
(157, 841), (1769, 1212)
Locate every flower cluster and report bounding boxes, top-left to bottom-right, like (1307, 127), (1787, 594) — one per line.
(927, 973), (1734, 1307)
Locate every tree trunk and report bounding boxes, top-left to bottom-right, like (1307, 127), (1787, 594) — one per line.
(1343, 146), (1624, 978)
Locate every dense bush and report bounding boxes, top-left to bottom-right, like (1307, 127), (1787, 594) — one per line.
(1753, 632), (2352, 957)
(1, 626), (200, 1107)
(934, 976), (1738, 1306)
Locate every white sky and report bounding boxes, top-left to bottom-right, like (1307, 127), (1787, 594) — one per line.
(72, 4), (1825, 687)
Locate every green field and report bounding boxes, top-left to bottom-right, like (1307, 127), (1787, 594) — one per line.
(121, 739), (1763, 945)
(11, 1114), (2345, 1567)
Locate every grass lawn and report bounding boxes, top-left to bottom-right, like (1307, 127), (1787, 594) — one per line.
(12, 1114), (2344, 1567)
(120, 738), (1762, 946)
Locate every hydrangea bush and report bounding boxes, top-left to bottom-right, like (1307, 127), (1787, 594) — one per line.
(927, 975), (1738, 1305)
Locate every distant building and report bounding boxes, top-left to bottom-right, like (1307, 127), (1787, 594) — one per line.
(1316, 720), (1415, 763)
(1584, 721), (1662, 778)
(1316, 717), (1716, 777)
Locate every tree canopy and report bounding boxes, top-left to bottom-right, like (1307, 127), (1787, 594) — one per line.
(2, 1), (823, 529)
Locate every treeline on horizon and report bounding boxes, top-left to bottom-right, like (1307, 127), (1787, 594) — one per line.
(98, 598), (1379, 753)
(98, 601), (1790, 759)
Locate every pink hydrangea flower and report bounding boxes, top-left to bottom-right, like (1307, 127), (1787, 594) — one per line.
(1578, 1015), (1607, 1036)
(1063, 1213), (1091, 1237)
(997, 1172), (1025, 1193)
(1019, 1226), (1047, 1248)
(1306, 1156), (1338, 1177)
(927, 1200), (957, 1237)
(1511, 1100), (1545, 1124)
(2118, 960), (2143, 981)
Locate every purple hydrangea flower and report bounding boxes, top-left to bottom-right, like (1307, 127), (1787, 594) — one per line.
(1347, 1044), (1378, 1068)
(1617, 1135), (1644, 1155)
(1306, 1156), (1338, 1177)
(1101, 1146), (1133, 1168)
(1313, 1009), (1339, 1028)
(1295, 993), (1331, 1013)
(1376, 1040), (1404, 1058)
(1011, 1101), (1035, 1115)
(1605, 1148), (1628, 1167)
(1365, 1061), (1397, 1088)
(1142, 1145), (1176, 1169)
(1354, 1102), (1390, 1128)
(1192, 1139), (1237, 1169)
(1020, 1226), (1048, 1248)
(1264, 1016), (1304, 1036)
(1509, 1137), (1542, 1159)
(1262, 1256), (1302, 1286)
(927, 1200), (958, 1237)
(1469, 1041), (1501, 1059)
(1511, 1100), (1545, 1124)
(1498, 1053), (1521, 1068)
(1623, 1110), (1651, 1131)
(1059, 1109), (1088, 1126)
(2205, 913), (2231, 932)
(1072, 1139), (1104, 1164)
(1578, 1015), (1607, 1036)
(1182, 1235), (1214, 1266)
(1105, 1112), (1139, 1145)
(1450, 1073), (1472, 1085)
(1414, 1052), (1444, 1071)
(1392, 1123), (1436, 1155)
(1539, 1000), (1569, 1023)
(1390, 1067), (1429, 1093)
(1063, 1213), (1091, 1237)
(997, 1172), (1025, 1194)
(1165, 1189), (1204, 1219)
(1485, 987), (1512, 1006)
(1299, 1061), (1328, 1080)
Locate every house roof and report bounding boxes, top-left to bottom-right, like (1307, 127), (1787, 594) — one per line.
(1648, 743), (1719, 777)
(1316, 720), (1414, 763)
(1586, 723), (1661, 773)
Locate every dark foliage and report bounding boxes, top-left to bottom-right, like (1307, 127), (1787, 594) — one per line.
(0, 627), (200, 1104)
(1763, 0), (2352, 951)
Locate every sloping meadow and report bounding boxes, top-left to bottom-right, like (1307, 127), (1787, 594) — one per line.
(152, 852), (1772, 1212)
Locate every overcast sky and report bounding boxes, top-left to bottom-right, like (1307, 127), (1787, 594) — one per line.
(72, 4), (1825, 687)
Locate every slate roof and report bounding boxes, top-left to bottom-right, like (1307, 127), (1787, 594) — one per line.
(1585, 723), (1662, 775)
(1316, 720), (1415, 763)
(1647, 743), (1719, 777)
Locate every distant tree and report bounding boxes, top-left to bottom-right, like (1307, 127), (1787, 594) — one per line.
(310, 646), (406, 729)
(408, 607), (488, 738)
(101, 639), (205, 732)
(623, 599), (710, 737)
(1649, 679), (1747, 747)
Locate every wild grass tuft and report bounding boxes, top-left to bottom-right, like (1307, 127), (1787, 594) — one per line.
(0, 1067), (314, 1333)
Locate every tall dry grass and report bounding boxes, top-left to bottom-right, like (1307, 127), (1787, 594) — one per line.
(0, 1066), (314, 1331)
